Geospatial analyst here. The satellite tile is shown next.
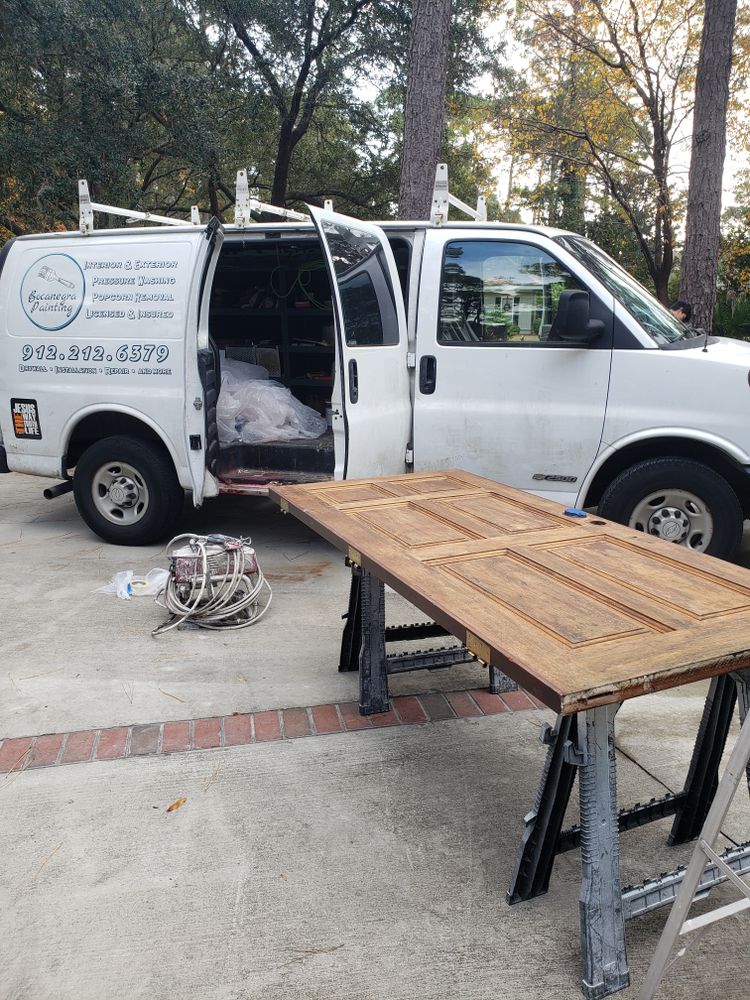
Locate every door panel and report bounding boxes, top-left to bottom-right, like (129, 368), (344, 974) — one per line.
(309, 206), (411, 479)
(413, 232), (613, 503)
(185, 218), (223, 501)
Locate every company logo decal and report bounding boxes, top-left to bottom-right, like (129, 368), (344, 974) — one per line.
(20, 253), (85, 330)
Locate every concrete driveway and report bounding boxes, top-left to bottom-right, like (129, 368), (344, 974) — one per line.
(1, 473), (749, 1000)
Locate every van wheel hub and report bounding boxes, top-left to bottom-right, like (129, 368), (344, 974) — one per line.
(109, 476), (138, 507)
(629, 489), (712, 551)
(91, 461), (150, 525)
(648, 506), (689, 541)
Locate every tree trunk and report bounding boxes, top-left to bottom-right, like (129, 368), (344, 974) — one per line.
(679, 0), (737, 331)
(653, 267), (671, 306)
(208, 177), (221, 218)
(557, 161), (586, 233)
(271, 122), (295, 206)
(397, 0), (452, 220)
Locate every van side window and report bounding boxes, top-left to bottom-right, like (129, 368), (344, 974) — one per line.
(387, 237), (411, 311)
(322, 220), (399, 346)
(438, 241), (582, 345)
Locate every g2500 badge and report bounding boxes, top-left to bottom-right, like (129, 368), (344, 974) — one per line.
(532, 473), (578, 483)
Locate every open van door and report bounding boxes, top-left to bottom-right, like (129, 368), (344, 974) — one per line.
(185, 218), (224, 503)
(308, 206), (411, 478)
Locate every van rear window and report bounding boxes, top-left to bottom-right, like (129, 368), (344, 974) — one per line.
(321, 219), (399, 347)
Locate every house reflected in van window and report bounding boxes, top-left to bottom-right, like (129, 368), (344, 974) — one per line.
(439, 241), (581, 345)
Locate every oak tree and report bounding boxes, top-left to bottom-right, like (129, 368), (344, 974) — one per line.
(501, 0), (702, 302)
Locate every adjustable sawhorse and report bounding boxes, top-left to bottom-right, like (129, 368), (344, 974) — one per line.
(339, 564), (515, 714)
(506, 669), (750, 998)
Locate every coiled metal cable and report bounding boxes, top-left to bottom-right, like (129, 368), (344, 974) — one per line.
(153, 533), (272, 636)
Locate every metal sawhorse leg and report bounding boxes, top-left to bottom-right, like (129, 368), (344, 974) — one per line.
(339, 563), (515, 714)
(638, 707), (750, 999)
(577, 704), (630, 998)
(507, 669), (750, 998)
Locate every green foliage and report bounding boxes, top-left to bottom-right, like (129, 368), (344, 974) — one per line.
(713, 179), (750, 338)
(0, 0), (250, 232)
(713, 295), (750, 340)
(585, 205), (654, 289)
(0, 0), (500, 235)
(483, 305), (511, 325)
(496, 0), (704, 300)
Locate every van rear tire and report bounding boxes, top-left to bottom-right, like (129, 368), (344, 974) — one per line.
(73, 435), (183, 545)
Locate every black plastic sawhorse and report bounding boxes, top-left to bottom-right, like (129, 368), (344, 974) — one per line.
(339, 563), (515, 714)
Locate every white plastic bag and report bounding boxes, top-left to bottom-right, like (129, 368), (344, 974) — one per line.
(94, 568), (169, 600)
(94, 570), (135, 600)
(130, 568), (170, 596)
(218, 358), (327, 444)
(221, 358), (270, 383)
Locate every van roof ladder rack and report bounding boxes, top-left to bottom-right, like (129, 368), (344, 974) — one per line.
(430, 163), (487, 226)
(234, 169), (309, 227)
(78, 180), (199, 234)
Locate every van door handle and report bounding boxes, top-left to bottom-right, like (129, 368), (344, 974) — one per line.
(419, 355), (437, 394)
(348, 359), (359, 403)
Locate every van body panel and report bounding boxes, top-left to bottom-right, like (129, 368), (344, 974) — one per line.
(58, 402), (189, 483)
(0, 228), (219, 489)
(412, 228), (614, 497)
(579, 430), (750, 508)
(7, 453), (64, 478)
(602, 338), (750, 462)
(183, 222), (224, 503)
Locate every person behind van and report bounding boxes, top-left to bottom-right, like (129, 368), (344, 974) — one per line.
(670, 299), (705, 338)
(670, 300), (693, 324)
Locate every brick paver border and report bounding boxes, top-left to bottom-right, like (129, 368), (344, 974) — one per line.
(0, 688), (544, 777)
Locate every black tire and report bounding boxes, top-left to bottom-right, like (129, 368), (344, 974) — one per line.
(598, 457), (744, 560)
(73, 435), (183, 545)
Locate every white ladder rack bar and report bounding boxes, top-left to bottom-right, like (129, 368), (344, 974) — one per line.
(430, 163), (487, 225)
(234, 169), (308, 226)
(78, 180), (196, 233)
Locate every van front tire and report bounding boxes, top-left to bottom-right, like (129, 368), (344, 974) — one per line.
(598, 457), (743, 561)
(73, 435), (183, 545)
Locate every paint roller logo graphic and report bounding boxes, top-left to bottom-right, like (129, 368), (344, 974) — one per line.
(21, 254), (85, 329)
(37, 264), (75, 289)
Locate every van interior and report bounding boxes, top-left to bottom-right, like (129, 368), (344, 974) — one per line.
(208, 233), (410, 490)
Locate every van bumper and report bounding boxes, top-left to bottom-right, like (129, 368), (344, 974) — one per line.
(0, 446), (9, 474)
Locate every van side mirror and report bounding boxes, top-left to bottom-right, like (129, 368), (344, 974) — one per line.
(552, 290), (605, 344)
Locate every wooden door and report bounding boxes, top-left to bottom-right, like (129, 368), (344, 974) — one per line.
(273, 470), (750, 714)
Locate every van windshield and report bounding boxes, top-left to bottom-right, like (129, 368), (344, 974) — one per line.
(555, 235), (690, 345)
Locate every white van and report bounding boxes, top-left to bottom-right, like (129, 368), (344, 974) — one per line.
(2, 177), (750, 559)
